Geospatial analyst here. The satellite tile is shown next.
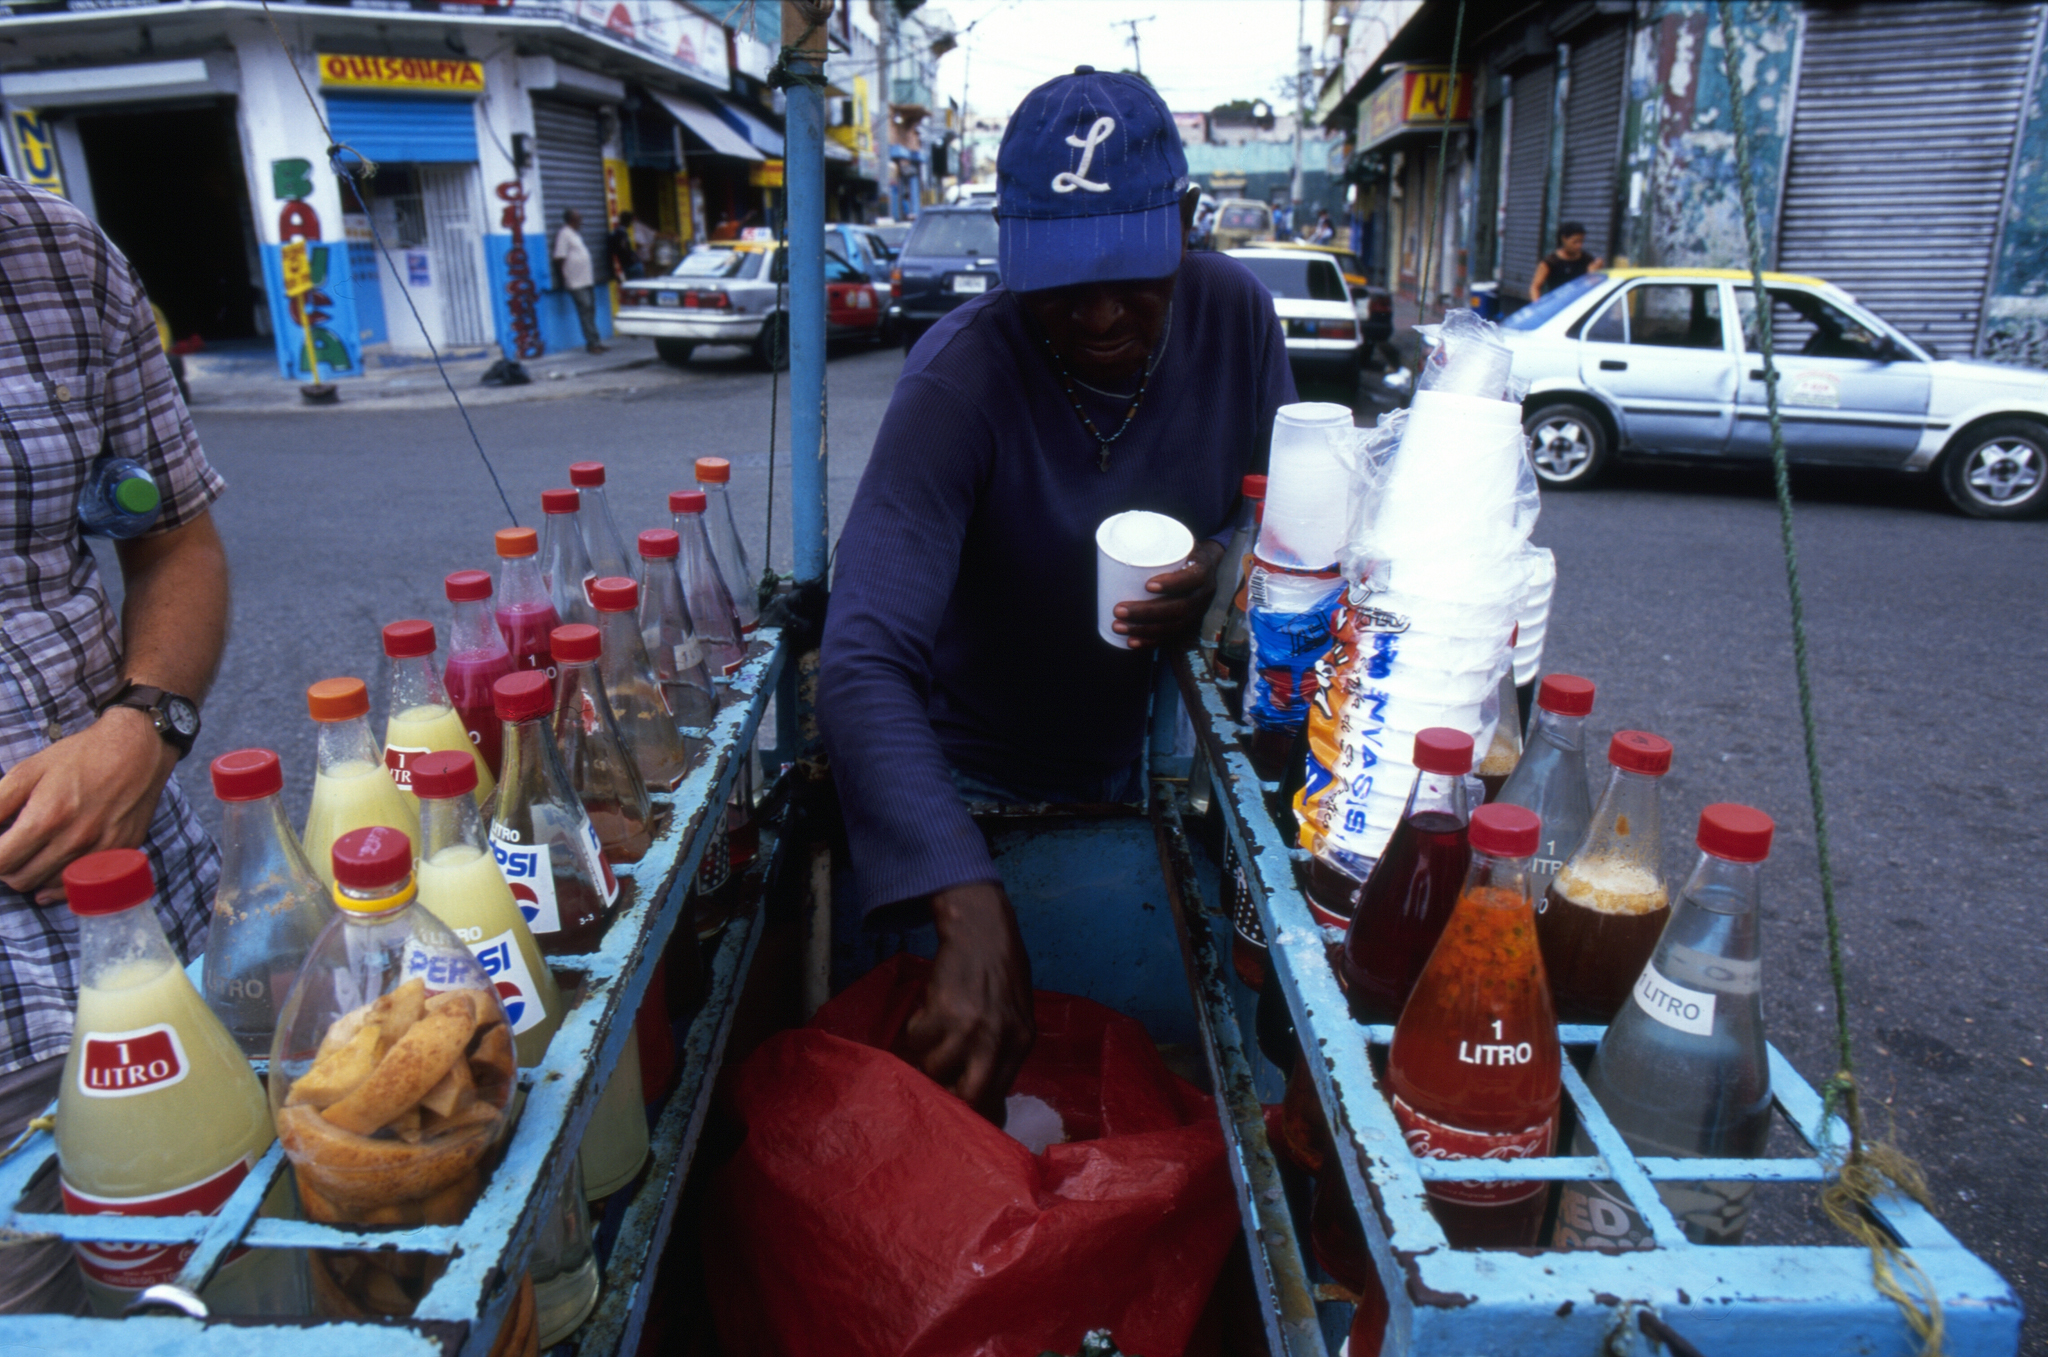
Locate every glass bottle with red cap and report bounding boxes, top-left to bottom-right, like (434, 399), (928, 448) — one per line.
(1338, 728), (1475, 1023)
(569, 460), (634, 585)
(636, 529), (719, 729)
(549, 622), (655, 862)
(692, 457), (759, 634)
(302, 677), (418, 886)
(591, 576), (693, 792)
(382, 619), (496, 809)
(538, 487), (599, 625)
(1540, 730), (1674, 1023)
(203, 749), (333, 1056)
(1204, 472), (1267, 665)
(494, 526), (562, 677)
(1386, 801), (1560, 1249)
(669, 489), (746, 677)
(487, 670), (618, 954)
(1493, 673), (1596, 896)
(1554, 804), (1777, 1252)
(56, 849), (295, 1316)
(444, 569), (515, 776)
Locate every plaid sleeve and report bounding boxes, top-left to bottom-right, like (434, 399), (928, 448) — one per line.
(98, 256), (224, 533)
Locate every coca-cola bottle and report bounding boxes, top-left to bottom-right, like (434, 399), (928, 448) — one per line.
(382, 618), (496, 809)
(203, 749), (333, 1056)
(443, 569), (514, 777)
(549, 622), (654, 863)
(1540, 730), (1673, 1023)
(1203, 473), (1266, 664)
(591, 575), (693, 791)
(636, 528), (719, 730)
(495, 526), (562, 677)
(1385, 802), (1560, 1248)
(1339, 728), (1474, 1023)
(1493, 673), (1595, 896)
(569, 461), (635, 585)
(1553, 804), (1776, 1252)
(669, 489), (746, 677)
(488, 670), (619, 955)
(539, 487), (599, 627)
(692, 457), (759, 635)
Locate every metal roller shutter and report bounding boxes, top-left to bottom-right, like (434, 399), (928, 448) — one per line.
(533, 98), (611, 284)
(1500, 62), (1553, 299)
(324, 94), (479, 164)
(1557, 24), (1627, 262)
(1777, 2), (2044, 357)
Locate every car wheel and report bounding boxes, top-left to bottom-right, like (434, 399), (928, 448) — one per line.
(654, 339), (694, 366)
(1523, 402), (1611, 489)
(755, 313), (790, 372)
(1940, 419), (2048, 519)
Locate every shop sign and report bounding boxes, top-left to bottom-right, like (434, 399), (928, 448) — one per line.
(8, 109), (64, 197)
(280, 239), (313, 297)
(568, 1), (729, 89)
(1363, 65), (1473, 150)
(750, 158), (785, 189)
(318, 53), (485, 94)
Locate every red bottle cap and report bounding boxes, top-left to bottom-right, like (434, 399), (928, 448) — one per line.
(569, 461), (606, 488)
(541, 487), (580, 514)
(1412, 727), (1474, 776)
(1536, 673), (1596, 717)
(590, 577), (638, 613)
(1241, 473), (1268, 499)
(493, 670), (554, 723)
(1697, 804), (1774, 863)
(446, 569), (493, 603)
(552, 623), (601, 664)
(64, 848), (154, 916)
(210, 748), (282, 802)
(408, 750), (479, 800)
(669, 489), (707, 514)
(331, 826), (413, 893)
(694, 457), (731, 484)
(1609, 730), (1673, 776)
(382, 619), (437, 659)
(307, 677), (369, 723)
(1469, 802), (1541, 858)
(495, 526), (539, 559)
(638, 529), (680, 559)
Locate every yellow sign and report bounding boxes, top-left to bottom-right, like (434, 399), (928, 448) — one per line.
(1363, 65), (1474, 150)
(750, 159), (785, 189)
(280, 239), (313, 297)
(9, 109), (64, 197)
(318, 53), (485, 94)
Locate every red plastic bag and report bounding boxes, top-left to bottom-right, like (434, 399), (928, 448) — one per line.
(705, 955), (1239, 1357)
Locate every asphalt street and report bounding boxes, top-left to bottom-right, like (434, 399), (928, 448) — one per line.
(169, 342), (2046, 1347)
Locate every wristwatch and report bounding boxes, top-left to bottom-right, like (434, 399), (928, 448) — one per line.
(100, 682), (201, 760)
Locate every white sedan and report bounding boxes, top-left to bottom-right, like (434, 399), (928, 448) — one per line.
(1227, 248), (1362, 385)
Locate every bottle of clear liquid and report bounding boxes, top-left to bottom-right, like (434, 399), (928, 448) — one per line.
(669, 489), (746, 677)
(444, 570), (514, 779)
(495, 526), (562, 678)
(692, 457), (759, 635)
(549, 623), (655, 863)
(539, 487), (599, 627)
(636, 529), (719, 730)
(590, 576), (694, 792)
(570, 461), (635, 587)
(302, 677), (418, 886)
(203, 749), (333, 1057)
(382, 619), (496, 810)
(488, 670), (619, 955)
(1554, 804), (1776, 1252)
(1202, 472), (1266, 656)
(77, 455), (162, 539)
(1493, 673), (1596, 898)
(1540, 731), (1673, 1023)
(57, 849), (300, 1316)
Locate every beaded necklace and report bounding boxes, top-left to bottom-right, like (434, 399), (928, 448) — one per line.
(1036, 304), (1171, 472)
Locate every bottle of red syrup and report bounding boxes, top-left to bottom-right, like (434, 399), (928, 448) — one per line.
(443, 570), (514, 777)
(494, 526), (561, 678)
(1385, 801), (1561, 1248)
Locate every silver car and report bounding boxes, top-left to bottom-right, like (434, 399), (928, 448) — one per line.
(1498, 267), (2048, 519)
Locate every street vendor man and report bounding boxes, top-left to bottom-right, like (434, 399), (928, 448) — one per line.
(819, 68), (1296, 1119)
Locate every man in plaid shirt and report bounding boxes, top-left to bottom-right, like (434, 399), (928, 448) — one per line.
(0, 179), (230, 1312)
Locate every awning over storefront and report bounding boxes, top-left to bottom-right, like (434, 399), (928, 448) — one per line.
(653, 90), (762, 161)
(715, 97), (784, 157)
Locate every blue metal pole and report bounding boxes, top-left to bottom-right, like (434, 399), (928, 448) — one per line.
(785, 1), (829, 585)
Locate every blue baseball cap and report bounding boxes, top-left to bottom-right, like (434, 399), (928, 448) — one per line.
(996, 67), (1189, 294)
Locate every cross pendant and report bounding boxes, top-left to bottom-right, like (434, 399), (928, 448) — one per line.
(1098, 443), (1112, 472)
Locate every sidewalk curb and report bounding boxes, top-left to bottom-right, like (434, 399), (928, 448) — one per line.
(183, 344), (707, 415)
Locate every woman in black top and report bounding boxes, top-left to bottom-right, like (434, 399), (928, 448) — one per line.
(1529, 220), (1605, 301)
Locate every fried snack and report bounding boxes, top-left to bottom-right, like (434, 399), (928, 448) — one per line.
(427, 987), (496, 1028)
(323, 1001), (479, 1136)
(370, 979), (429, 1049)
(278, 1104), (495, 1211)
(286, 1024), (382, 1109)
(470, 1024), (516, 1104)
(422, 1101), (499, 1139)
(420, 1056), (475, 1119)
(315, 1004), (370, 1062)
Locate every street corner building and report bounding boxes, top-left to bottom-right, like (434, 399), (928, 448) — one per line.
(0, 0), (806, 382)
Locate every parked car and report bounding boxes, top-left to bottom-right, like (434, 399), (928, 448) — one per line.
(1227, 247), (1361, 385)
(1257, 239), (1393, 344)
(1497, 266), (2048, 518)
(1211, 198), (1273, 252)
(616, 240), (880, 370)
(890, 205), (999, 351)
(870, 219), (912, 256)
(826, 222), (898, 338)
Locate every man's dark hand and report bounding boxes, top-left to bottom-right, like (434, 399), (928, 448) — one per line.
(1112, 538), (1225, 650)
(901, 881), (1034, 1122)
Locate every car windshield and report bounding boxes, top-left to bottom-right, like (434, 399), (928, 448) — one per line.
(1237, 255), (1348, 302)
(1219, 205), (1268, 231)
(673, 248), (765, 281)
(904, 212), (998, 259)
(1502, 271), (1606, 330)
(873, 223), (911, 249)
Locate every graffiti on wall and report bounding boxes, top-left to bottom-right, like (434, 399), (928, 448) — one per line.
(495, 178), (545, 359)
(1982, 38), (2048, 365)
(272, 158), (352, 372)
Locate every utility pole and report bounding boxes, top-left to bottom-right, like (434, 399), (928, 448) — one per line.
(875, 0), (893, 217)
(785, 0), (830, 587)
(1290, 0), (1307, 225)
(1116, 15), (1154, 75)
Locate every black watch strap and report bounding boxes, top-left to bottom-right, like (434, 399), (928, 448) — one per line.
(101, 682), (201, 759)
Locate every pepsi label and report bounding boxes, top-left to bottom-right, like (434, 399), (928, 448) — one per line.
(581, 820), (619, 906)
(489, 828), (563, 935)
(469, 929), (548, 1036)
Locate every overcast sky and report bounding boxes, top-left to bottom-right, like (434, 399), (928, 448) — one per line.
(936, 0), (1314, 123)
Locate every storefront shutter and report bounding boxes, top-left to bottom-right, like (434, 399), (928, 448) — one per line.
(324, 94), (479, 164)
(1499, 62), (1554, 298)
(1557, 24), (1627, 262)
(1776, 2), (2043, 356)
(533, 98), (611, 284)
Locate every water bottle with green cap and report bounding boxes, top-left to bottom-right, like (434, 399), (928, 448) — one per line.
(78, 455), (161, 538)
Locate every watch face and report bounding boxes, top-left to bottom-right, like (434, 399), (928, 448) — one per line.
(165, 698), (200, 738)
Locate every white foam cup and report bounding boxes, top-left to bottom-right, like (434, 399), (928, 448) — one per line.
(1096, 511), (1195, 648)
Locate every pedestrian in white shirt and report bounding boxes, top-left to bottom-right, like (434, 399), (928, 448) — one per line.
(550, 209), (606, 354)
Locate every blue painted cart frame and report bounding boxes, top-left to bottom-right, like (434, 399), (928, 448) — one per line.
(0, 634), (785, 1356)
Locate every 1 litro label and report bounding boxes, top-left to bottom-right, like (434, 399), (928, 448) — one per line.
(77, 1024), (189, 1099)
(1633, 961), (1717, 1037)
